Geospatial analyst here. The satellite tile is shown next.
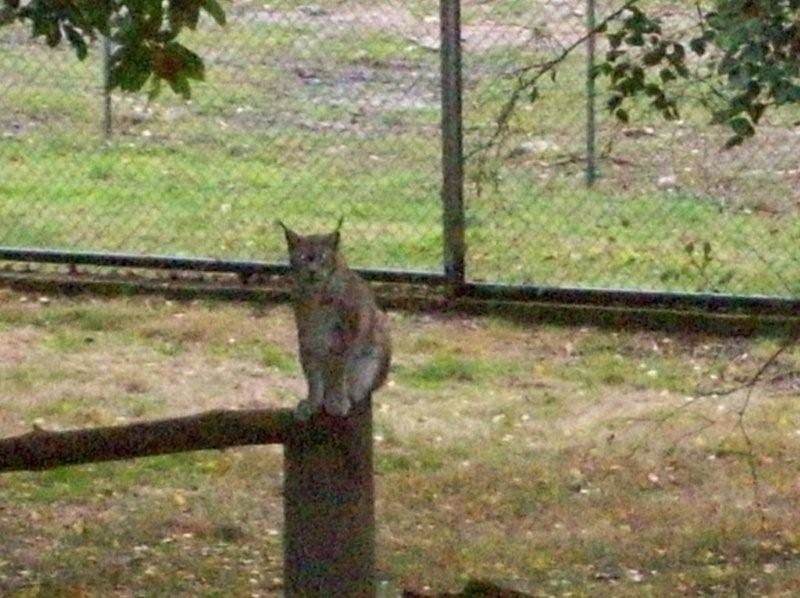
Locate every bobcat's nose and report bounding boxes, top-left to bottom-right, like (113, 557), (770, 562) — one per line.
(302, 267), (322, 283)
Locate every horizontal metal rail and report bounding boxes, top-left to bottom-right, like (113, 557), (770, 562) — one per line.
(462, 282), (800, 316)
(0, 247), (446, 285)
(0, 246), (798, 317)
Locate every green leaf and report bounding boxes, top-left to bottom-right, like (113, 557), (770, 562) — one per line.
(44, 19), (61, 46)
(78, 0), (113, 35)
(63, 23), (88, 60)
(624, 31), (645, 46)
(667, 42), (686, 65)
(659, 68), (676, 82)
(167, 74), (192, 98)
(723, 134), (744, 149)
(618, 76), (641, 95)
(611, 62), (629, 83)
(747, 102), (766, 123)
(110, 43), (153, 92)
(644, 83), (663, 97)
(201, 0), (226, 26)
(642, 44), (666, 66)
(591, 63), (612, 78)
(614, 108), (630, 123)
(729, 116), (754, 138)
(169, 42), (205, 80)
(607, 93), (623, 110)
(773, 82), (800, 104)
(147, 42), (205, 98)
(607, 32), (623, 49)
(689, 37), (706, 56)
(168, 0), (202, 31)
(674, 62), (690, 78)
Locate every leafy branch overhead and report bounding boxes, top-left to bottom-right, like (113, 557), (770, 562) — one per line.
(601, 0), (800, 147)
(478, 0), (800, 154)
(0, 0), (227, 98)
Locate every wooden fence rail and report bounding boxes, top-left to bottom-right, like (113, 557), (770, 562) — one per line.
(0, 400), (375, 597)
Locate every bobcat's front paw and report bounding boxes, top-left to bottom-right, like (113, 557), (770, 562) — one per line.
(323, 396), (352, 417)
(294, 399), (320, 421)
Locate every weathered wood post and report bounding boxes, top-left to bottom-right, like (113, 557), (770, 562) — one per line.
(0, 403), (377, 595)
(283, 398), (375, 597)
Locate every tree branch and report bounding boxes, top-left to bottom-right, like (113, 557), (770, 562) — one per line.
(0, 408), (298, 472)
(619, 333), (797, 463)
(695, 338), (794, 399)
(467, 0), (641, 163)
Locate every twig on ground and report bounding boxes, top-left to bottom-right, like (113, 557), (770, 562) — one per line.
(613, 334), (797, 521)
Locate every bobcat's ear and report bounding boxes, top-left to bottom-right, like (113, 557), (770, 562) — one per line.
(277, 220), (299, 246)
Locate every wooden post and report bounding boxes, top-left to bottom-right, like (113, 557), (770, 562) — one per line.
(440, 0), (466, 293)
(283, 398), (375, 597)
(0, 403), (377, 595)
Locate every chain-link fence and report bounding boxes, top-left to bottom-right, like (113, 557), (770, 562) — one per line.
(462, 0), (800, 298)
(1, 0), (799, 300)
(1, 1), (444, 272)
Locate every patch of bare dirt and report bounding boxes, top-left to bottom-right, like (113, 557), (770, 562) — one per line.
(0, 325), (43, 366)
(248, 4), (548, 51)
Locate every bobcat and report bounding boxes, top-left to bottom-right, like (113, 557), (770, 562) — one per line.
(279, 219), (391, 420)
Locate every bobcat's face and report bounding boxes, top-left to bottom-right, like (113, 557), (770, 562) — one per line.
(280, 223), (340, 288)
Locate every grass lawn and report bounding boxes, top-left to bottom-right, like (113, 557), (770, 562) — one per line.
(2, 2), (800, 297)
(1, 289), (800, 595)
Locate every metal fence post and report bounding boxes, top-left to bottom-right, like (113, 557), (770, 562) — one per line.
(101, 35), (113, 140)
(585, 0), (597, 186)
(440, 0), (466, 292)
(283, 398), (375, 597)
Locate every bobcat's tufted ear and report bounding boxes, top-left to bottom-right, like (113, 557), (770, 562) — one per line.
(277, 220), (299, 247)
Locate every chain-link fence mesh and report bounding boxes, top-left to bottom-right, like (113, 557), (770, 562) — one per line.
(0, 1), (443, 271)
(463, 0), (800, 297)
(2, 0), (799, 298)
